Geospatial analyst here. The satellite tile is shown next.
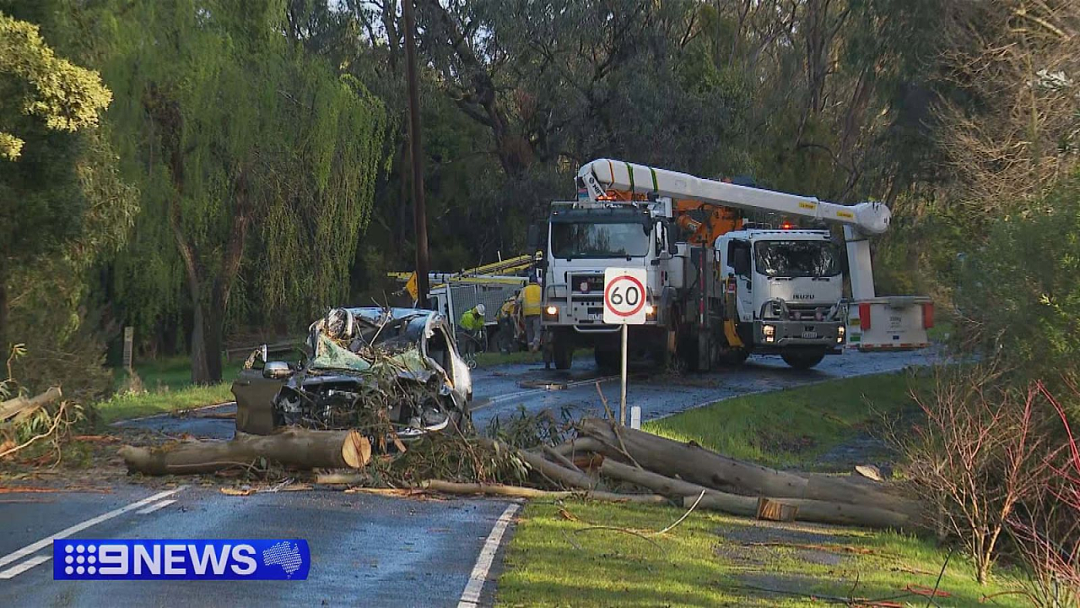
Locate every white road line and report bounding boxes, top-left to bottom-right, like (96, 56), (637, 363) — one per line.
(0, 486), (186, 569)
(0, 555), (51, 580)
(136, 499), (177, 515)
(457, 503), (521, 608)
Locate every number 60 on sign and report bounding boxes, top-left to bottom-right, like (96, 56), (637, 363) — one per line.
(603, 268), (648, 325)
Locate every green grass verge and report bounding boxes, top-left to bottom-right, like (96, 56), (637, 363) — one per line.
(96, 382), (234, 424)
(99, 356), (241, 424)
(116, 356), (243, 392)
(474, 350), (544, 368)
(497, 500), (1026, 607)
(498, 372), (1018, 607)
(643, 372), (924, 470)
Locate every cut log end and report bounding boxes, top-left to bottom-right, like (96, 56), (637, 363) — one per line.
(342, 431), (372, 468)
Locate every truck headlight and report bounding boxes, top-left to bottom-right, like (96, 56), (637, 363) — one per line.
(543, 305), (559, 321)
(837, 325), (845, 344)
(763, 324), (776, 343)
(645, 304), (656, 319)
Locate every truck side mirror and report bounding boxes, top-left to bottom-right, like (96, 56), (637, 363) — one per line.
(733, 248), (750, 276)
(669, 243), (679, 255)
(526, 225), (541, 252)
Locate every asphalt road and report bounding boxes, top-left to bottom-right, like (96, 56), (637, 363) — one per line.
(1, 348), (935, 606)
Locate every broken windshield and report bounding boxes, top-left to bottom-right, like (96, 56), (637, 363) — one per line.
(551, 222), (650, 259)
(754, 240), (842, 278)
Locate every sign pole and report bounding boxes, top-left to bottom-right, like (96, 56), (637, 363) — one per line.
(620, 323), (627, 426)
(603, 267), (646, 428)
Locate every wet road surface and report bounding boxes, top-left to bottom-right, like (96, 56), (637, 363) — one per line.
(2, 348), (935, 606)
(0, 485), (513, 607)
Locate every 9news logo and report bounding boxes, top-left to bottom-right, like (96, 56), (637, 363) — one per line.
(53, 539), (309, 581)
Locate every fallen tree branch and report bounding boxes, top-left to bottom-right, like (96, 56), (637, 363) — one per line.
(0, 386), (62, 422)
(419, 480), (667, 503)
(0, 398), (72, 460)
(542, 444), (584, 473)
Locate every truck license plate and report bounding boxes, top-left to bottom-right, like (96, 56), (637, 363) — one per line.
(589, 313), (604, 321)
(801, 331), (818, 339)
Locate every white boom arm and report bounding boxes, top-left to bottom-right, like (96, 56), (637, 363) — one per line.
(578, 159), (885, 300)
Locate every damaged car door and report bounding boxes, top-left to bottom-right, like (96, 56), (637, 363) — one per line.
(233, 347), (296, 435)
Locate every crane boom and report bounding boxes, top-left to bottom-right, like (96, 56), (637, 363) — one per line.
(578, 159), (891, 235)
(578, 158), (884, 300)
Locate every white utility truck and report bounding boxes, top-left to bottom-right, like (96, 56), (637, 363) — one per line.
(539, 159), (932, 370)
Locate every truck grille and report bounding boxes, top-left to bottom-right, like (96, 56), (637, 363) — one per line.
(787, 304), (832, 321)
(570, 274), (605, 294)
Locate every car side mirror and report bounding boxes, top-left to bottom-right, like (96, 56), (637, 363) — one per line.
(263, 361), (292, 379)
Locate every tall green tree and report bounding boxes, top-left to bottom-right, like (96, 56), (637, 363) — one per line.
(0, 9), (113, 354)
(100, 0), (387, 382)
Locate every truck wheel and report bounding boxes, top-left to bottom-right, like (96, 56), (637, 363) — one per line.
(781, 350), (825, 370)
(594, 347), (619, 372)
(720, 348), (750, 366)
(553, 340), (573, 370)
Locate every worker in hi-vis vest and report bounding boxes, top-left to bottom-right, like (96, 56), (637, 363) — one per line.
(459, 303), (486, 335)
(521, 277), (542, 352)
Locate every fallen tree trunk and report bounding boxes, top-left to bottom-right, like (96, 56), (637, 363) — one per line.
(0, 386), (62, 422)
(119, 430), (371, 475)
(580, 418), (921, 518)
(600, 459), (910, 528)
(420, 480), (668, 503)
(686, 494), (911, 529)
(580, 418), (807, 496)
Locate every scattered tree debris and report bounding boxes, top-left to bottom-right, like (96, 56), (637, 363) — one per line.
(114, 405), (924, 531)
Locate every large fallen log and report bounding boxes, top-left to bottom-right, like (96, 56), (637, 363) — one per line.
(600, 459), (911, 528)
(119, 429), (371, 475)
(580, 418), (921, 518)
(420, 480), (668, 503)
(686, 494), (911, 529)
(0, 386), (62, 423)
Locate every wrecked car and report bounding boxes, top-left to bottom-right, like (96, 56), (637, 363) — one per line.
(233, 307), (472, 440)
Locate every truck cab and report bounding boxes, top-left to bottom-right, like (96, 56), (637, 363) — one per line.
(541, 201), (676, 370)
(715, 229), (846, 368)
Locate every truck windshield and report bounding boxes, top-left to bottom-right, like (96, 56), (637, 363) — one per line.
(551, 222), (650, 259)
(754, 240), (841, 278)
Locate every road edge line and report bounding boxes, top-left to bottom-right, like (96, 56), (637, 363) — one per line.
(0, 555), (52, 580)
(457, 502), (521, 607)
(0, 486), (186, 569)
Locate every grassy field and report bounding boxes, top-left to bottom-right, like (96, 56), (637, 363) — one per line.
(498, 500), (1026, 607)
(643, 372), (925, 470)
(97, 357), (241, 424)
(496, 371), (1027, 607)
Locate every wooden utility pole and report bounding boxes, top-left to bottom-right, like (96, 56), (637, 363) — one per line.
(402, 0), (430, 309)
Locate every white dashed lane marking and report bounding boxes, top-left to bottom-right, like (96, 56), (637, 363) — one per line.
(136, 499), (177, 515)
(0, 486), (186, 580)
(0, 555), (52, 580)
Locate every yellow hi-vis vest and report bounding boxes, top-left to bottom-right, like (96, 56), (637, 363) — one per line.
(522, 284), (542, 316)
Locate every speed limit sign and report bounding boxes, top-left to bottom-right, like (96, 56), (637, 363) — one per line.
(603, 268), (648, 325)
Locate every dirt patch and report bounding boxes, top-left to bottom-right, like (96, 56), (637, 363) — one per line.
(756, 430), (817, 454)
